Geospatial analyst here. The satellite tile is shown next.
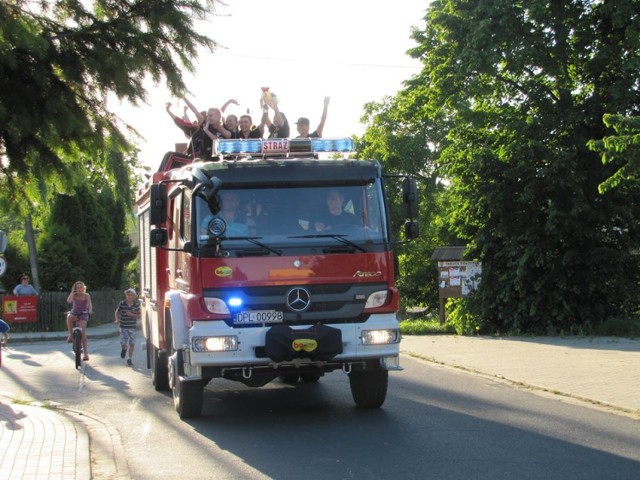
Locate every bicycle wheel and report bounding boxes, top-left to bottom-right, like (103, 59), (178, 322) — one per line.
(73, 330), (82, 369)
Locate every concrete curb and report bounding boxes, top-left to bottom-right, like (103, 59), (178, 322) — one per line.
(60, 408), (131, 480)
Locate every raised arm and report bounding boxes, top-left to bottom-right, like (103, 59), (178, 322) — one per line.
(314, 96), (330, 137)
(272, 94), (284, 128)
(182, 96), (205, 125)
(221, 98), (240, 113)
(165, 102), (181, 122)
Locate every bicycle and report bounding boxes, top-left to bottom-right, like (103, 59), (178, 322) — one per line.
(68, 311), (88, 369)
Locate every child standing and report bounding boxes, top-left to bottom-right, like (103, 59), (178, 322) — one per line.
(115, 288), (140, 366)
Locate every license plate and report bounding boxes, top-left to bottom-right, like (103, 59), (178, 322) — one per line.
(234, 310), (284, 324)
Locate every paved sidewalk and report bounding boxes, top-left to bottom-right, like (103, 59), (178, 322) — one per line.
(1, 329), (638, 479)
(0, 324), (127, 480)
(401, 335), (640, 415)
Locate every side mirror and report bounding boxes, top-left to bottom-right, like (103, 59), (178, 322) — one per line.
(150, 184), (167, 226)
(402, 177), (419, 219)
(150, 228), (168, 247)
(193, 168), (222, 215)
(404, 221), (419, 240)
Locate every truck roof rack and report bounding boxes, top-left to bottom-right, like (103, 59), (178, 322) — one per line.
(215, 137), (354, 157)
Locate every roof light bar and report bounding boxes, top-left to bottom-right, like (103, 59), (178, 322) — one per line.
(215, 138), (354, 156)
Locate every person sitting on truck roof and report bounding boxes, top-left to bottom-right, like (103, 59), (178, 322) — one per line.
(314, 189), (357, 232)
(225, 114), (239, 138)
(183, 97), (232, 158)
(236, 114), (264, 139)
(165, 102), (198, 141)
(221, 98), (240, 138)
(260, 93), (290, 138)
(296, 96), (330, 138)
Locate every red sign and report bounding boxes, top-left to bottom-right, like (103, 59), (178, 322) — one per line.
(262, 139), (289, 154)
(2, 295), (39, 323)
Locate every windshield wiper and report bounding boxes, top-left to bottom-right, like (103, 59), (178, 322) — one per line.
(223, 236), (283, 256)
(289, 234), (366, 253)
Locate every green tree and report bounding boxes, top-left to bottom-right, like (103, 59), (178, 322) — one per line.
(589, 114), (640, 193)
(0, 0), (217, 211)
(0, 213), (31, 292)
(357, 93), (461, 311)
(372, 0), (640, 333)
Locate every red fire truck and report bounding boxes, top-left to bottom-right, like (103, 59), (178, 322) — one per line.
(136, 137), (419, 418)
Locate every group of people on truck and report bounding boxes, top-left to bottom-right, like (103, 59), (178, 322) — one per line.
(165, 88), (330, 159)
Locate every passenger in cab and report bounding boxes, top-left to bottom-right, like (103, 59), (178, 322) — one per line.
(200, 191), (254, 238)
(296, 96), (330, 138)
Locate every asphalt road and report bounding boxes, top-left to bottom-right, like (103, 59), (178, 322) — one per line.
(2, 335), (639, 479)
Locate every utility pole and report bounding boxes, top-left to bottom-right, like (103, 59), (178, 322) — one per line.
(24, 215), (41, 292)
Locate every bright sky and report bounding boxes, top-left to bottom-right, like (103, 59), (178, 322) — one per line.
(114, 0), (428, 170)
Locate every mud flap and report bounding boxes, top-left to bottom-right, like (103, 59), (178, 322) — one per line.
(265, 324), (343, 362)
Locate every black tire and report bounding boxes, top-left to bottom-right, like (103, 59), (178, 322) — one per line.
(349, 368), (388, 408)
(174, 376), (204, 419)
(300, 372), (321, 383)
(145, 321), (152, 370)
(151, 345), (169, 391)
(73, 331), (82, 369)
(171, 350), (203, 418)
(279, 374), (300, 384)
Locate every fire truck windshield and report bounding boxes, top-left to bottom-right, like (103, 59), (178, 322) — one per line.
(195, 184), (388, 251)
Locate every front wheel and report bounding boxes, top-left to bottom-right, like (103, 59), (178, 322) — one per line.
(349, 367), (388, 408)
(170, 350), (203, 419)
(73, 330), (82, 369)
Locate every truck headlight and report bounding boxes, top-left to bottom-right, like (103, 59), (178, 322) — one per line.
(192, 336), (238, 352)
(360, 329), (400, 345)
(364, 290), (388, 309)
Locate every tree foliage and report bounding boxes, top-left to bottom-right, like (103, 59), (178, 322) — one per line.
(589, 114), (640, 193)
(357, 93), (461, 310)
(0, 0), (218, 211)
(360, 0), (640, 333)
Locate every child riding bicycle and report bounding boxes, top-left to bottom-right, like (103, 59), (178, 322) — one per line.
(66, 281), (93, 361)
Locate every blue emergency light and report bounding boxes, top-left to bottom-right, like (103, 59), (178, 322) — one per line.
(215, 138), (354, 156)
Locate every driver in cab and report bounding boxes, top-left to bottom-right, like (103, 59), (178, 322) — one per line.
(314, 190), (357, 232)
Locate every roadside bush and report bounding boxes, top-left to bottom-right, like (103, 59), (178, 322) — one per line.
(400, 318), (456, 335)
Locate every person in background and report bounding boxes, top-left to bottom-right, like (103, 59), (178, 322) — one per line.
(13, 275), (38, 296)
(115, 288), (141, 366)
(295, 96), (330, 138)
(66, 281), (93, 361)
